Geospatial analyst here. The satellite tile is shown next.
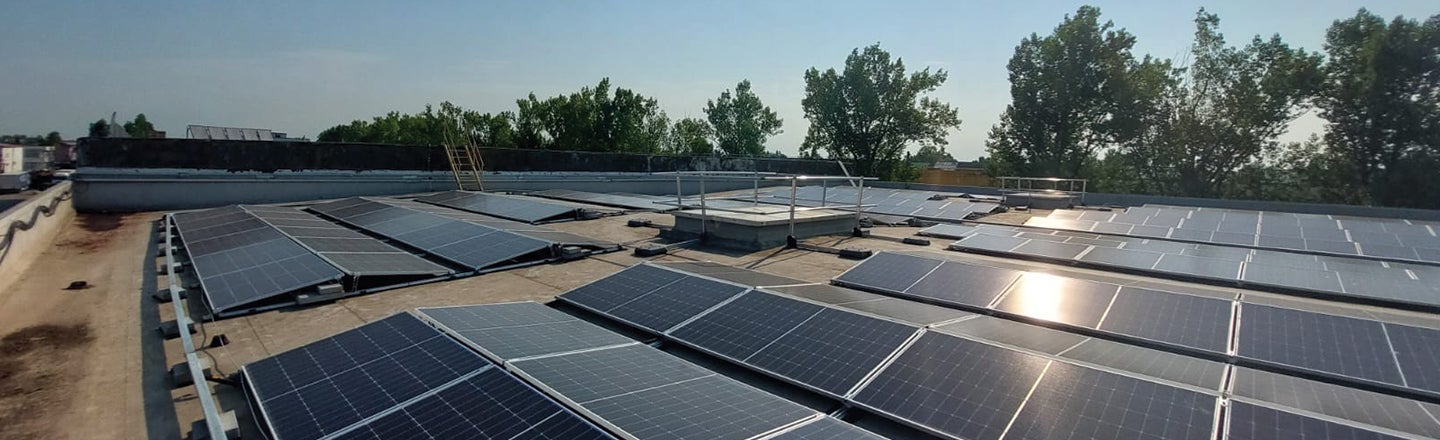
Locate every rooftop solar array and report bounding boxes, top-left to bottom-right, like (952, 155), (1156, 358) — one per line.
(835, 251), (1440, 400)
(945, 223), (1440, 310)
(241, 313), (612, 440)
(172, 206), (344, 314)
(242, 206), (452, 277)
(530, 189), (678, 212)
(1030, 205), (1440, 264)
(558, 263), (1348, 440)
(762, 185), (1001, 222)
(308, 197), (555, 271)
(416, 302), (880, 440)
(378, 197), (619, 250)
(416, 191), (586, 224)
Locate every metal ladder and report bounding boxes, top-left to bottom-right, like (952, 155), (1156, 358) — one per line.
(443, 141), (484, 191)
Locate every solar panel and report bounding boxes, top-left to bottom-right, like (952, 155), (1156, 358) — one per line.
(654, 261), (810, 287)
(768, 417), (886, 440)
(1154, 253), (1242, 280)
(936, 316), (1089, 355)
(1078, 246), (1163, 269)
(1229, 367), (1440, 437)
(1099, 287), (1233, 353)
(834, 252), (942, 293)
(831, 297), (973, 325)
(902, 261), (1024, 308)
(1060, 338), (1226, 391)
(1241, 263), (1345, 293)
(852, 333), (1048, 440)
(669, 291), (824, 361)
(193, 241), (343, 313)
(1004, 361), (1217, 440)
(417, 191), (581, 224)
(994, 273), (1119, 328)
(244, 314), (490, 440)
(1238, 304), (1405, 385)
(1381, 323), (1440, 394)
(1225, 401), (1403, 440)
(917, 223), (979, 239)
(1013, 239), (1089, 259)
(606, 275), (749, 333)
(307, 198), (555, 271)
(559, 264), (690, 312)
(330, 368), (614, 440)
(745, 309), (919, 396)
(510, 344), (816, 440)
(420, 302), (637, 362)
(950, 232), (1030, 253)
(530, 189), (674, 211)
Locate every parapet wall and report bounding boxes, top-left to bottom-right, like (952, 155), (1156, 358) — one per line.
(0, 182), (75, 291)
(77, 138), (848, 174)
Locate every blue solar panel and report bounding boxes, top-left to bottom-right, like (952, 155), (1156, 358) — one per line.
(1238, 304), (1404, 386)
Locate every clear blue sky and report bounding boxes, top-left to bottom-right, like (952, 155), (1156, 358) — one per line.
(1, 0), (1433, 158)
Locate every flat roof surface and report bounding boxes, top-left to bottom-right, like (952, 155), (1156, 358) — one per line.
(3, 196), (1439, 439)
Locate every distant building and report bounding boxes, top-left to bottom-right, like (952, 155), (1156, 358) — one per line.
(916, 160), (991, 187)
(188, 124), (310, 142)
(0, 144), (54, 173)
(54, 140), (76, 168)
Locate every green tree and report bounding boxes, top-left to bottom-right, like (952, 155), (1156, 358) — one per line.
(801, 44), (961, 179)
(316, 102), (517, 148)
(704, 80), (782, 156)
(44, 131), (62, 146)
(1132, 9), (1323, 197)
(88, 119), (109, 138)
(986, 6), (1168, 178)
(515, 78), (671, 153)
(666, 118), (715, 156)
(1318, 10), (1440, 208)
(124, 113), (157, 138)
(904, 144), (956, 165)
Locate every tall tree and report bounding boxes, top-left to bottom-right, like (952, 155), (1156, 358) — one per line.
(44, 131), (62, 146)
(88, 119), (109, 138)
(704, 80), (782, 156)
(316, 102), (517, 148)
(1133, 9), (1323, 197)
(986, 6), (1166, 178)
(666, 118), (715, 156)
(801, 44), (961, 179)
(1318, 10), (1440, 208)
(124, 113), (157, 138)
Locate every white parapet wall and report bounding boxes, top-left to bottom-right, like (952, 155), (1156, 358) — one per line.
(0, 182), (76, 291)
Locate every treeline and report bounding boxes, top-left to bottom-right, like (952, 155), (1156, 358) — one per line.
(318, 79), (788, 158)
(987, 7), (1440, 209)
(319, 45), (962, 179)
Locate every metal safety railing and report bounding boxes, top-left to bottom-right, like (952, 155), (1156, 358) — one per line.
(656, 171), (878, 246)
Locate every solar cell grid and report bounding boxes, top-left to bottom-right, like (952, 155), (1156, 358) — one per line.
(1238, 304), (1405, 385)
(834, 297), (973, 325)
(560, 264), (690, 312)
(936, 316), (1089, 355)
(902, 260), (1024, 308)
(607, 275), (749, 332)
(330, 368), (613, 440)
(853, 333), (1049, 440)
(1382, 323), (1440, 394)
(668, 291), (823, 361)
(995, 273), (1119, 328)
(745, 308), (919, 396)
(1004, 361), (1217, 440)
(1100, 287), (1232, 353)
(768, 417), (885, 440)
(1060, 338), (1226, 391)
(581, 375), (815, 440)
(322, 253), (450, 276)
(834, 252), (943, 293)
(1225, 401), (1402, 440)
(1229, 367), (1440, 437)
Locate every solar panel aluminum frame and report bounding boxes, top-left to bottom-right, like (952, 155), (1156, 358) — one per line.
(828, 252), (946, 296)
(661, 290), (927, 400)
(555, 262), (757, 335)
(242, 205), (452, 279)
(501, 350), (819, 440)
(415, 302), (642, 365)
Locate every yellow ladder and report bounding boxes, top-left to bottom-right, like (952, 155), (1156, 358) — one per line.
(443, 142), (484, 191)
